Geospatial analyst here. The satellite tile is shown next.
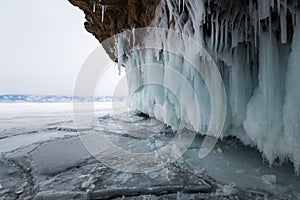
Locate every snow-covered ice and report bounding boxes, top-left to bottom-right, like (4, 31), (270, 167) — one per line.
(0, 103), (299, 199)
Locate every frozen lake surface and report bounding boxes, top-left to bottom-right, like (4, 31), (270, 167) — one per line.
(0, 103), (299, 199)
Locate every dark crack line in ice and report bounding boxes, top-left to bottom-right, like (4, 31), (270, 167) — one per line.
(97, 130), (150, 141)
(45, 157), (95, 177)
(88, 185), (212, 200)
(2, 133), (85, 156)
(0, 130), (39, 140)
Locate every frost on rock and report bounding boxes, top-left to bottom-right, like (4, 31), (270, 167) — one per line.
(113, 0), (300, 172)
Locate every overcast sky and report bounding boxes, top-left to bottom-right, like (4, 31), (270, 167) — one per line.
(0, 0), (125, 96)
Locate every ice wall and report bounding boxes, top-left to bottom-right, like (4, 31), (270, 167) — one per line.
(115, 0), (300, 172)
(283, 11), (300, 171)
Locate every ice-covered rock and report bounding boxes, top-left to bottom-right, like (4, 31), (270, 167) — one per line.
(115, 1), (300, 173)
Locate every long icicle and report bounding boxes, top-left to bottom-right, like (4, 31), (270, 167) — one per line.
(277, 0), (280, 15)
(101, 5), (106, 22)
(280, 6), (287, 44)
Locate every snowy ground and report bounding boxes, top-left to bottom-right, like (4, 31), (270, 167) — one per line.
(0, 103), (299, 199)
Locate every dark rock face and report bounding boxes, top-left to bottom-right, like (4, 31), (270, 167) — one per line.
(68, 0), (160, 61)
(69, 0), (299, 61)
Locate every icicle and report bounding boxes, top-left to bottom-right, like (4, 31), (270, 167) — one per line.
(93, 3), (96, 13)
(211, 14), (214, 50)
(166, 0), (173, 22)
(292, 10), (296, 27)
(277, 0), (280, 15)
(280, 7), (287, 44)
(232, 29), (239, 48)
(132, 27), (135, 46)
(224, 19), (228, 50)
(219, 18), (225, 52)
(214, 13), (219, 52)
(155, 49), (160, 61)
(258, 0), (270, 20)
(296, 5), (299, 27)
(249, 0), (253, 13)
(118, 63), (121, 76)
(245, 14), (248, 42)
(182, 0), (185, 13)
(258, 10), (261, 38)
(293, 2), (298, 27)
(247, 44), (250, 63)
(254, 8), (258, 49)
(271, 0), (274, 9)
(284, 0), (287, 14)
(101, 5), (106, 22)
(116, 34), (123, 76)
(269, 13), (272, 42)
(203, 10), (206, 24)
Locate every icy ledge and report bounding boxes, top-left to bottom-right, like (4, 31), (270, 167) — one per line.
(114, 0), (300, 173)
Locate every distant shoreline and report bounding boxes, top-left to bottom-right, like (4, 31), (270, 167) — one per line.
(0, 94), (127, 103)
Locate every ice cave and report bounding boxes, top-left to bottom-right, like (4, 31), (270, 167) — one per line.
(69, 0), (300, 172)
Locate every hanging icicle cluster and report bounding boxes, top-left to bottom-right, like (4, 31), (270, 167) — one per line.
(91, 0), (106, 22)
(113, 0), (300, 173)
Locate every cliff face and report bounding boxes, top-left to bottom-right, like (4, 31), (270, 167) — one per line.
(69, 0), (300, 172)
(69, 0), (297, 60)
(68, 0), (160, 60)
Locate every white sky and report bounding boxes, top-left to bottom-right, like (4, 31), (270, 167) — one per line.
(0, 0), (126, 96)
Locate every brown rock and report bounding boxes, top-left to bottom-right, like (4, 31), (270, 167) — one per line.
(68, 0), (160, 61)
